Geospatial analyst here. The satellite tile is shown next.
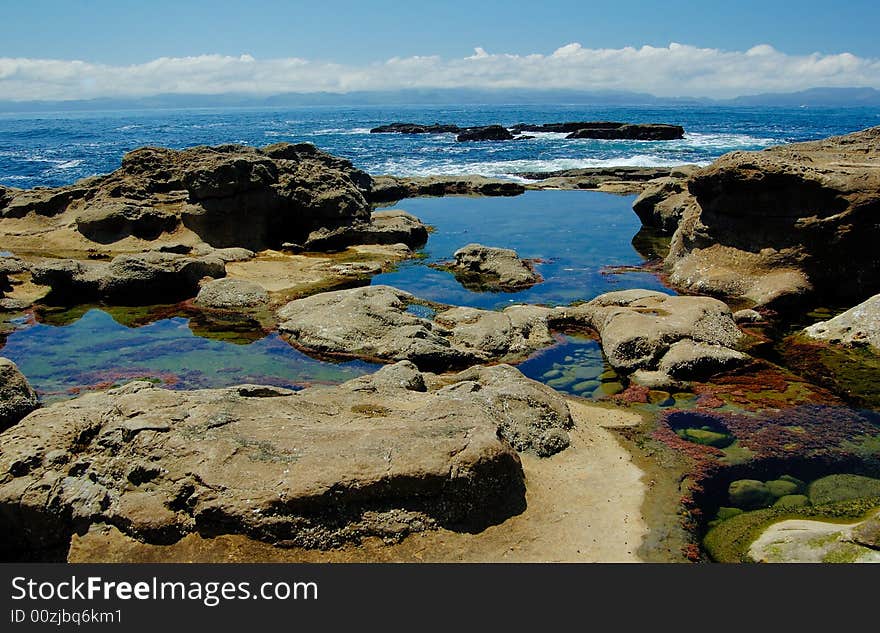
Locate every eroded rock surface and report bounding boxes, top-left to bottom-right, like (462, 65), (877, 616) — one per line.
(556, 290), (746, 388)
(0, 362), (573, 558)
(0, 358), (38, 430)
(651, 127), (880, 309)
(448, 243), (542, 291)
(194, 278), (270, 310)
(0, 143), (373, 251)
(31, 251), (226, 304)
(277, 285), (555, 370)
(803, 294), (880, 352)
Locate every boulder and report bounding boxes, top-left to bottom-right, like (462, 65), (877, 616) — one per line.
(0, 358), (38, 430)
(803, 294), (880, 352)
(277, 285), (555, 371)
(194, 278), (269, 310)
(456, 126), (515, 142)
(448, 243), (542, 291)
(303, 210), (429, 251)
(733, 309), (763, 324)
(31, 251), (225, 304)
(1, 143), (374, 251)
(632, 177), (691, 234)
(554, 290), (746, 386)
(663, 127), (880, 308)
(0, 362), (571, 557)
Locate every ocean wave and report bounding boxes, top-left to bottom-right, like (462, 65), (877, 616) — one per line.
(308, 127), (372, 135)
(674, 132), (779, 148)
(52, 159), (83, 170)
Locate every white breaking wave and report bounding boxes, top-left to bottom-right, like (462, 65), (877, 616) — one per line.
(308, 127), (372, 135)
(53, 159), (83, 170)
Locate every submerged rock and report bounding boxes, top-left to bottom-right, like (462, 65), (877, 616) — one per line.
(0, 362), (572, 557)
(0, 358), (38, 430)
(728, 480), (774, 510)
(803, 294), (880, 352)
(448, 243), (542, 291)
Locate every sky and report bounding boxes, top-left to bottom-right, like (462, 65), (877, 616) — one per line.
(3, 0), (880, 100)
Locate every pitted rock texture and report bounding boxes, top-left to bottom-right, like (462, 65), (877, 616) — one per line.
(0, 362), (573, 558)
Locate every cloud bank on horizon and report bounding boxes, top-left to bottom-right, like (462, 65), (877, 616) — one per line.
(2, 42), (879, 101)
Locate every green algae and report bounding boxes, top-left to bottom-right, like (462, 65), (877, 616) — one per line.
(703, 496), (880, 563)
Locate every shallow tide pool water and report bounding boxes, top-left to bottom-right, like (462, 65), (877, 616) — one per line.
(376, 190), (669, 309)
(0, 309), (378, 402)
(1, 190), (668, 402)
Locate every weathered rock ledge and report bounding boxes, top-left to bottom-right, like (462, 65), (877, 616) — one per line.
(0, 143), (375, 252)
(0, 362), (573, 558)
(634, 126), (880, 309)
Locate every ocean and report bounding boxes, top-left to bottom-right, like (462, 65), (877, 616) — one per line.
(1, 104), (879, 188)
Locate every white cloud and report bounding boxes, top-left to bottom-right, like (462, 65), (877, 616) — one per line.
(1, 42), (879, 101)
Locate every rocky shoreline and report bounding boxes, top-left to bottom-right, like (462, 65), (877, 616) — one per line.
(2, 127), (879, 563)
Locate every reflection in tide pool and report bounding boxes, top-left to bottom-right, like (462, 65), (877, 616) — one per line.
(373, 190), (670, 310)
(0, 309), (379, 402)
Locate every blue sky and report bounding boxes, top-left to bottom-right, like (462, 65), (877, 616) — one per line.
(3, 1), (880, 100)
(6, 0), (880, 62)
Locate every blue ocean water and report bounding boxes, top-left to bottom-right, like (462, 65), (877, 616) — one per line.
(1, 104), (878, 188)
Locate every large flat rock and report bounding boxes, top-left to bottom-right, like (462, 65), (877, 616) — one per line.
(0, 362), (573, 559)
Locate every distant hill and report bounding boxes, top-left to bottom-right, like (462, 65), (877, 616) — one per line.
(0, 87), (877, 113)
(726, 87), (880, 107)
